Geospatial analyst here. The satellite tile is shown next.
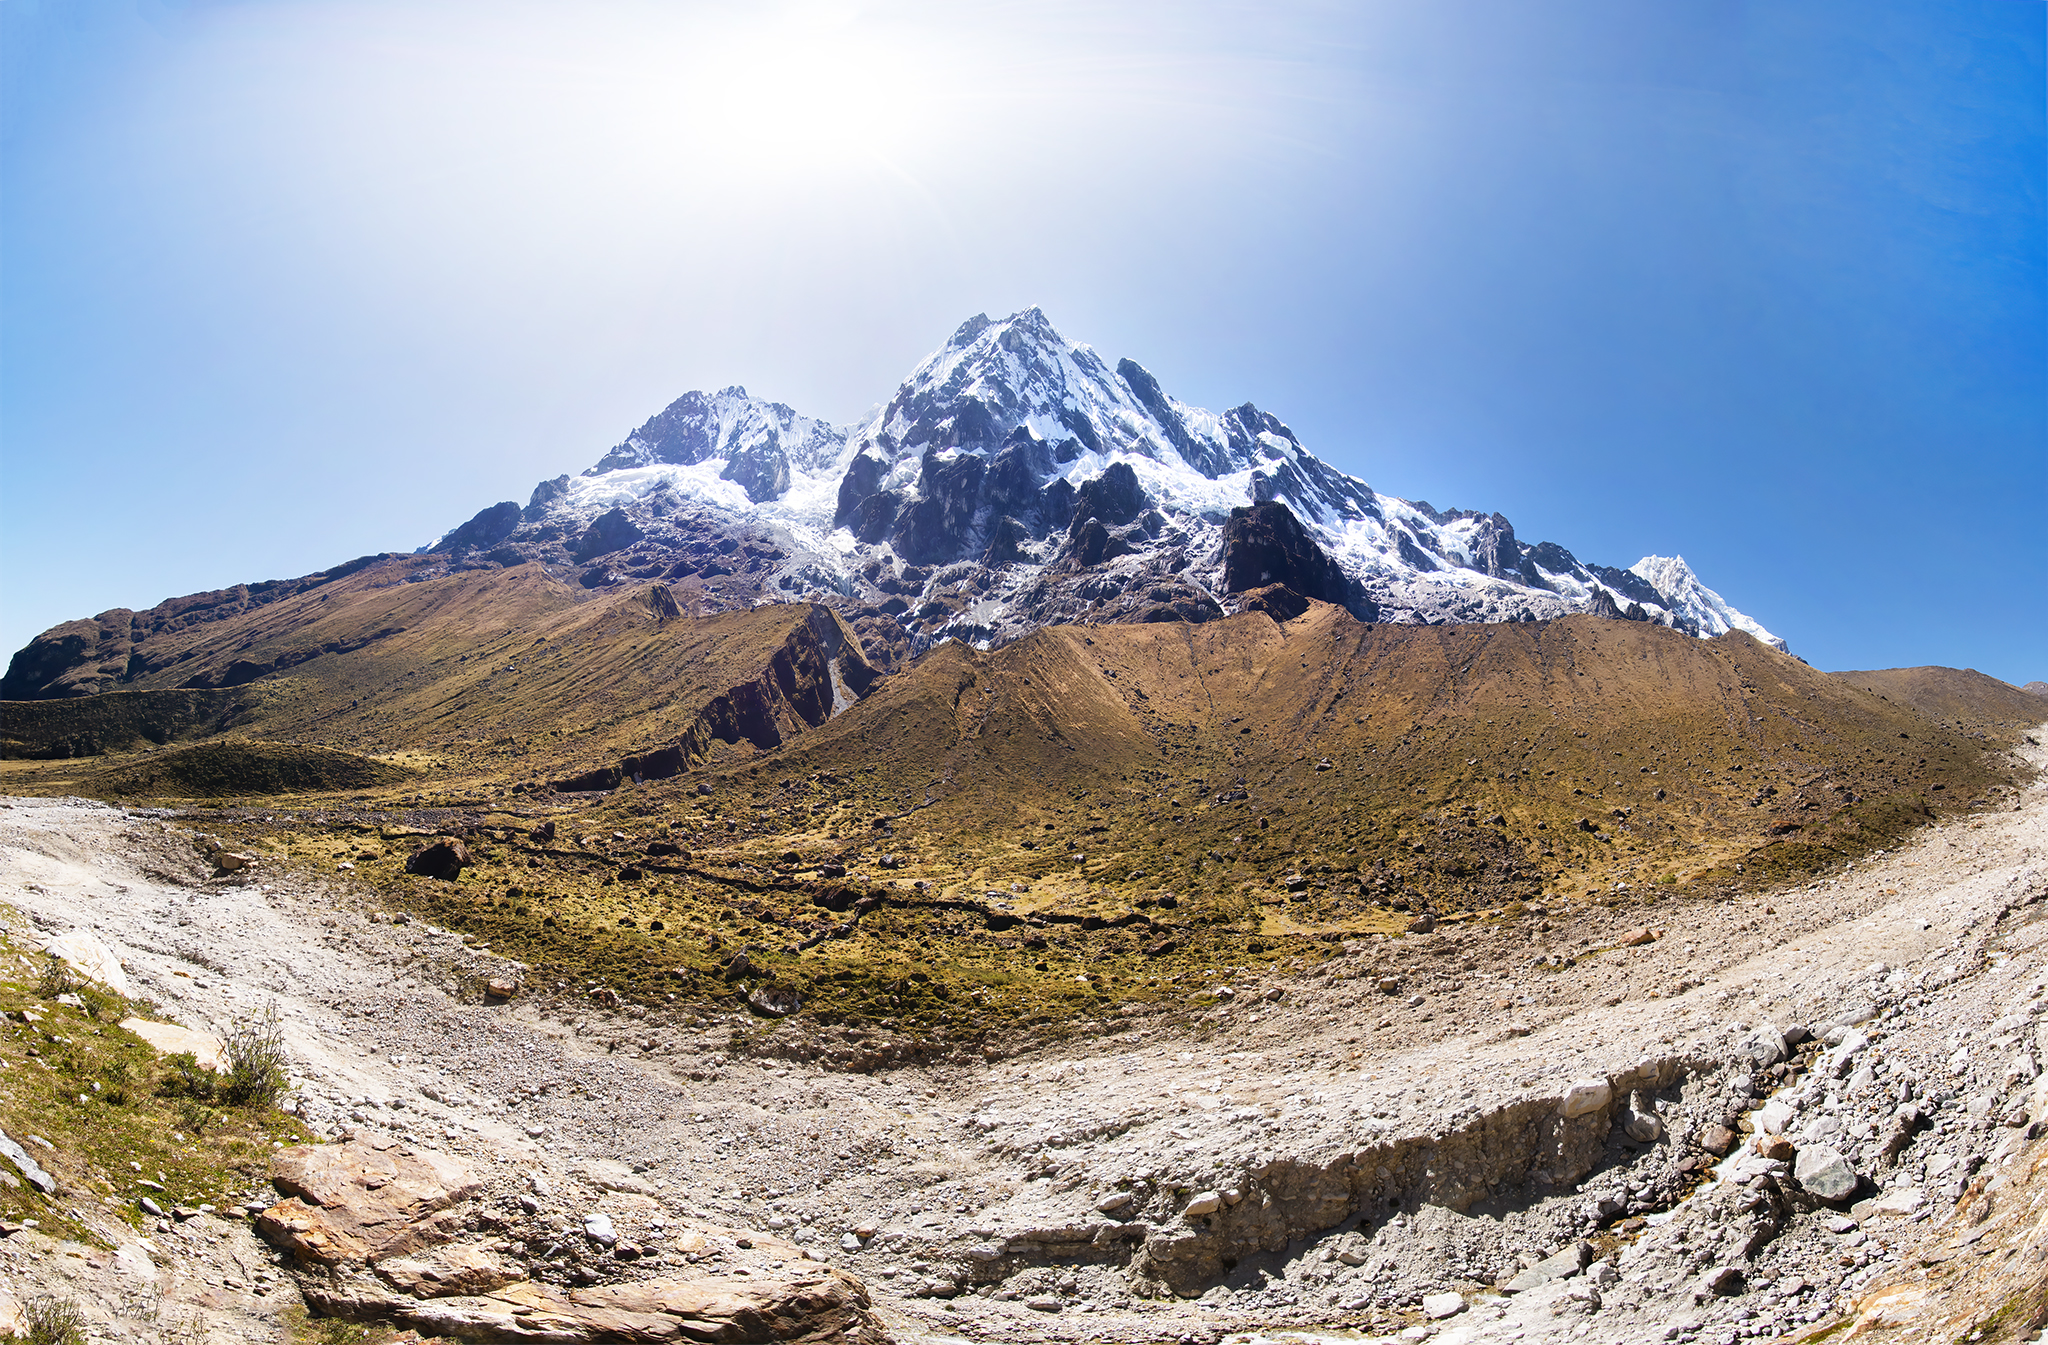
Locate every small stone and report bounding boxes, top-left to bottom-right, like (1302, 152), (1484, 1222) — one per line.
(139, 1197), (164, 1217)
(1422, 1291), (1466, 1319)
(1560, 1079), (1613, 1118)
(1024, 1295), (1062, 1312)
(584, 1212), (618, 1247)
(1866, 1187), (1925, 1218)
(840, 1232), (863, 1252)
(1407, 915), (1437, 934)
(1737, 1023), (1788, 1069)
(1182, 1191), (1223, 1218)
(1503, 1241), (1591, 1293)
(1704, 1265), (1743, 1295)
(1753, 1134), (1795, 1162)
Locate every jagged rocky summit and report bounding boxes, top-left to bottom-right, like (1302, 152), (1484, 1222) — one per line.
(2, 307), (1782, 699)
(434, 307), (1781, 661)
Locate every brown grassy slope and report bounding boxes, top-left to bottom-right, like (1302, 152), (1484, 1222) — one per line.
(5, 562), (873, 800)
(746, 605), (2014, 908)
(142, 604), (2028, 1043)
(1832, 666), (2048, 738)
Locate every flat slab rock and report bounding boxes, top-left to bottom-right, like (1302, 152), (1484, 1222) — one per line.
(396, 1273), (889, 1345)
(259, 1137), (482, 1263)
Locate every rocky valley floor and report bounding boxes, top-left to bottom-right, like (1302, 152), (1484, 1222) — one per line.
(0, 728), (2042, 1344)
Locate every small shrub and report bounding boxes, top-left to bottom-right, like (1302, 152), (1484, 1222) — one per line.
(218, 1001), (290, 1109)
(159, 1052), (218, 1103)
(25, 1295), (87, 1345)
(76, 985), (117, 1021)
(97, 1058), (135, 1106)
(34, 954), (75, 999)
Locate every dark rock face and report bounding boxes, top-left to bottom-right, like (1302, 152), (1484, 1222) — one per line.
(526, 475), (572, 516)
(1070, 461), (1147, 530)
(890, 451), (987, 564)
(1222, 502), (1356, 612)
(405, 839), (473, 881)
(720, 435), (790, 503)
(1117, 358), (1227, 477)
(573, 508), (646, 562)
(1589, 563), (1667, 611)
(1587, 588), (1627, 620)
(982, 431), (1055, 517)
(433, 502), (522, 555)
(849, 492), (899, 545)
(834, 453), (888, 525)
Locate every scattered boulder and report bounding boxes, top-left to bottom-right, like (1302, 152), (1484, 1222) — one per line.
(404, 839), (473, 882)
(0, 1128), (55, 1195)
(1622, 1095), (1663, 1143)
(42, 931), (134, 995)
(748, 985), (802, 1018)
(1736, 1023), (1789, 1069)
(1792, 1144), (1860, 1203)
(1422, 1291), (1467, 1319)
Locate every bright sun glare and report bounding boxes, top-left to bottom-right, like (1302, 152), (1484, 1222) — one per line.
(644, 8), (949, 177)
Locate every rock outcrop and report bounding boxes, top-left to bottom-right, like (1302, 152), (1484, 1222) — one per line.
(257, 1139), (890, 1344)
(1221, 501), (1363, 615)
(404, 839), (473, 882)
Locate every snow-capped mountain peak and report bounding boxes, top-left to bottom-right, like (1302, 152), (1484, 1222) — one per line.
(430, 308), (1785, 664)
(1628, 554), (1784, 650)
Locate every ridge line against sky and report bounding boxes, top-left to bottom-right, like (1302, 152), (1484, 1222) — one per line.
(1, 0), (2041, 683)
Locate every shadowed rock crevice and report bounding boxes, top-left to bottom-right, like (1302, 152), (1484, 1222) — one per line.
(551, 606), (877, 793)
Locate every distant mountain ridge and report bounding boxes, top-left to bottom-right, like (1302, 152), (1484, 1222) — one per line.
(6, 308), (1785, 701)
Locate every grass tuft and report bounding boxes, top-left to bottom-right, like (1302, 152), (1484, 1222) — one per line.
(24, 1296), (87, 1345)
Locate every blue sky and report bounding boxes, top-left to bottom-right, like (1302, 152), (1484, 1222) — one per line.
(3, 0), (2042, 683)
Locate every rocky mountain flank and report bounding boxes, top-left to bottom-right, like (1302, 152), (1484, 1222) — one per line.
(6, 308), (1781, 701)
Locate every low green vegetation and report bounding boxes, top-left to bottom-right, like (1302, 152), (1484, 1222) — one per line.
(0, 916), (311, 1245)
